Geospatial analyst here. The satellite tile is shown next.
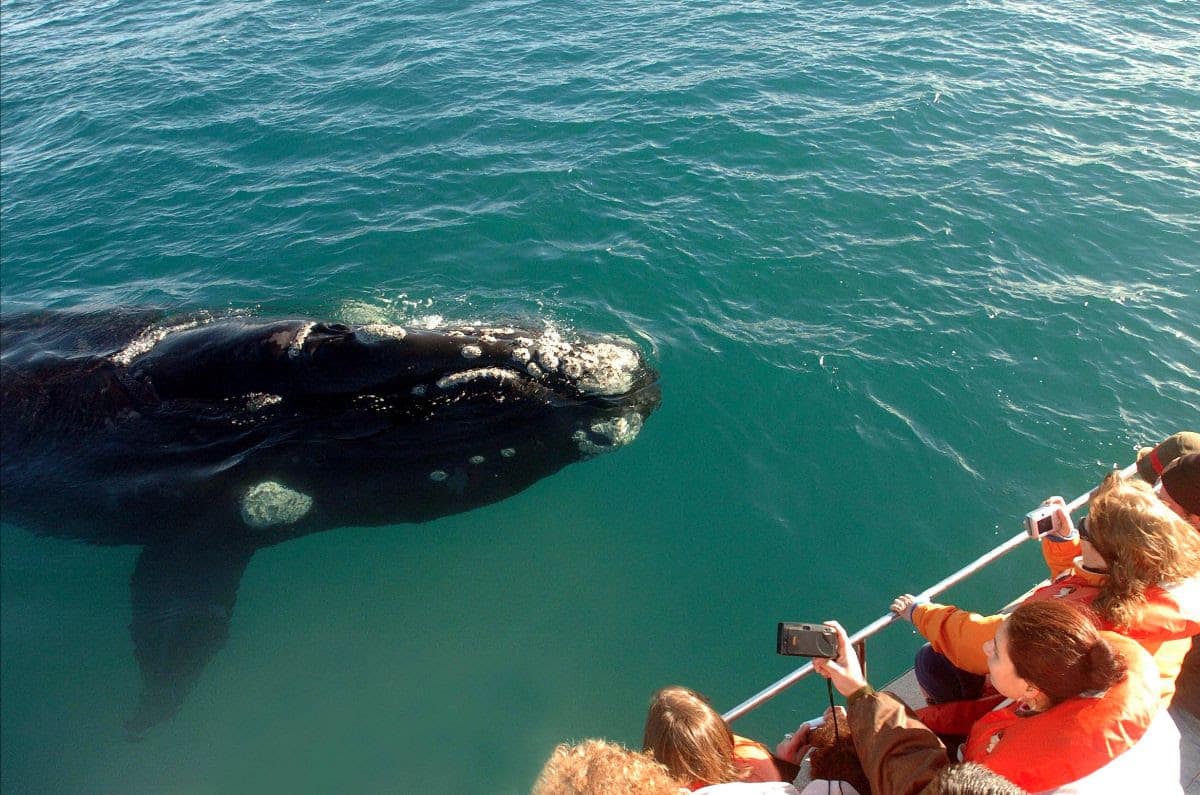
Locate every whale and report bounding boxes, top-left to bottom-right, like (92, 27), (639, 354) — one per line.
(0, 308), (660, 736)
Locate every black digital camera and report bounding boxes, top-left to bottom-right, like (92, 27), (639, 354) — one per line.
(776, 622), (838, 658)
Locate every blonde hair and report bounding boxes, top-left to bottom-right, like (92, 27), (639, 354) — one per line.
(532, 739), (680, 795)
(1087, 471), (1200, 628)
(642, 685), (741, 786)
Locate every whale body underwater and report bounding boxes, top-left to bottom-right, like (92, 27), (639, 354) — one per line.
(0, 308), (661, 736)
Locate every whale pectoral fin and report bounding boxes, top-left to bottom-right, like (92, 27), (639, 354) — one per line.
(125, 542), (255, 740)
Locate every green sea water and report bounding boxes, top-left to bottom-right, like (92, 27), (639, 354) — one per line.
(2, 1), (1198, 792)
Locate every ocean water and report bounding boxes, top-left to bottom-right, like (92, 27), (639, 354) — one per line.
(1, 1), (1197, 792)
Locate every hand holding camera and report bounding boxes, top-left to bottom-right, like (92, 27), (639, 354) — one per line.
(1023, 496), (1074, 539)
(811, 621), (868, 698)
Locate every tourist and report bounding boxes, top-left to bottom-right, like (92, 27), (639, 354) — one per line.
(1134, 431), (1200, 486)
(644, 685), (796, 792)
(812, 606), (1174, 792)
(1158, 453), (1200, 530)
(894, 471), (1200, 706)
(532, 738), (681, 795)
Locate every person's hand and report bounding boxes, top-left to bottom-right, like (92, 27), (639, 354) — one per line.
(775, 721), (812, 764)
(890, 594), (928, 623)
(1041, 496), (1075, 539)
(812, 621), (868, 698)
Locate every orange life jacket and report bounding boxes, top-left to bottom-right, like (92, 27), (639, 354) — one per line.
(960, 633), (1161, 792)
(1027, 569), (1200, 704)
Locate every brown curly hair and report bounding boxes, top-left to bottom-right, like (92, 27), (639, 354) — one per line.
(808, 717), (871, 794)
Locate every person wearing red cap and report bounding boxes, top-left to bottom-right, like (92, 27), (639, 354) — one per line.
(1158, 453), (1200, 531)
(1135, 431), (1200, 484)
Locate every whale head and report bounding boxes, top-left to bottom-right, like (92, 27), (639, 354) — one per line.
(113, 316), (661, 535)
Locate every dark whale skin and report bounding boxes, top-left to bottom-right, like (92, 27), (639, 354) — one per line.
(0, 308), (660, 736)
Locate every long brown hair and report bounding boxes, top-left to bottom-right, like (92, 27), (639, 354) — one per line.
(1006, 601), (1127, 706)
(642, 686), (740, 786)
(1086, 471), (1200, 628)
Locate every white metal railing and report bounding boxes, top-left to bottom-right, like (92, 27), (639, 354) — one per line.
(722, 461), (1139, 723)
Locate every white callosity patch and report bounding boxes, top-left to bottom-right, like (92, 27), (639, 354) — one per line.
(469, 455), (485, 465)
(401, 322), (644, 398)
(287, 323), (316, 359)
(574, 412), (645, 456)
(523, 326), (641, 396)
(429, 470), (448, 482)
(411, 384), (427, 396)
(241, 481), (313, 529)
(501, 448), (516, 458)
(110, 319), (205, 366)
(567, 342), (640, 396)
(357, 323), (407, 342)
(437, 368), (521, 391)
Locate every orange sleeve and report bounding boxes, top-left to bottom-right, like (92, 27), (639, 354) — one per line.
(1040, 534), (1080, 579)
(911, 603), (1004, 675)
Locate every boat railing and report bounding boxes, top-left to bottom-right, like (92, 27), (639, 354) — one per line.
(722, 461), (1139, 723)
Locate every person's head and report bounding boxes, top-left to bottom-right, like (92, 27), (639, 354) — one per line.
(1084, 471), (1200, 626)
(931, 762), (1027, 794)
(642, 685), (739, 786)
(532, 739), (680, 795)
(807, 717), (870, 794)
(1159, 453), (1200, 530)
(983, 601), (1126, 710)
(1135, 431), (1200, 483)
